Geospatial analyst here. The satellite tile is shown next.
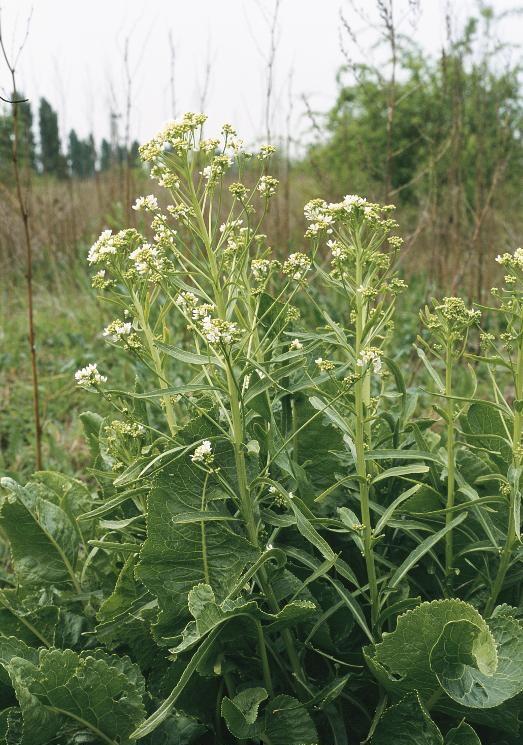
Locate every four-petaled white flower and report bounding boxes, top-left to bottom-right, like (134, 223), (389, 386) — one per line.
(191, 440), (214, 465)
(75, 363), (107, 388)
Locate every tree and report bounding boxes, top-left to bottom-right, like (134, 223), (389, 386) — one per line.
(0, 91), (35, 176)
(68, 129), (96, 178)
(38, 97), (66, 177)
(100, 138), (112, 171)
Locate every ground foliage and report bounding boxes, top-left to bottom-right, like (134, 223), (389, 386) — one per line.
(0, 114), (522, 744)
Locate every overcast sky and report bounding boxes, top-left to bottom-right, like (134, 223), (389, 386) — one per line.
(0, 0), (521, 149)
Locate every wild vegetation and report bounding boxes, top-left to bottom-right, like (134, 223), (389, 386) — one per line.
(0, 110), (522, 743)
(0, 3), (522, 743)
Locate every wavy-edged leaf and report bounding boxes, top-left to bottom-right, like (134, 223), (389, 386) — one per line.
(372, 692), (443, 744)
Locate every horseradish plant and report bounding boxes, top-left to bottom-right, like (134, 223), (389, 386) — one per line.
(0, 113), (521, 745)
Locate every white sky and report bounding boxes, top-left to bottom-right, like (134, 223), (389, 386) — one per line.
(0, 0), (521, 149)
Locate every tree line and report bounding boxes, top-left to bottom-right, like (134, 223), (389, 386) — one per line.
(0, 95), (139, 179)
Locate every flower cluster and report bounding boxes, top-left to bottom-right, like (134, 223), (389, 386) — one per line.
(199, 316), (240, 345)
(257, 175), (279, 198)
(304, 195), (397, 238)
(191, 440), (214, 465)
(103, 319), (132, 341)
(103, 319), (141, 350)
(132, 195), (159, 212)
(91, 269), (114, 290)
(258, 145), (276, 160)
(150, 165), (180, 189)
(356, 348), (383, 375)
(201, 154), (234, 184)
(424, 297), (480, 335)
(167, 203), (194, 225)
(106, 420), (145, 438)
(88, 228), (143, 267)
(421, 297), (480, 357)
(496, 247), (523, 284)
(129, 243), (167, 280)
(315, 357), (335, 372)
(139, 112), (208, 161)
(251, 258), (279, 284)
(152, 217), (178, 252)
(290, 339), (303, 351)
(282, 252), (311, 281)
(74, 363), (107, 388)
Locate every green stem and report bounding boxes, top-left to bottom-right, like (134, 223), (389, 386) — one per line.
(191, 178), (306, 690)
(132, 291), (177, 436)
(354, 236), (379, 630)
(255, 619), (274, 697)
(444, 343), (456, 589)
(485, 334), (523, 616)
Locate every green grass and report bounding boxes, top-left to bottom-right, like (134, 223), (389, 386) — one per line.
(0, 263), (131, 478)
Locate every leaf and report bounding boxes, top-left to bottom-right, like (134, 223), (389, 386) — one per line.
(23, 648), (146, 744)
(445, 721), (481, 744)
(0, 478), (79, 591)
(365, 599), (492, 701)
(386, 512), (467, 590)
(155, 341), (222, 366)
(0, 637), (58, 745)
(371, 464), (429, 484)
(372, 692), (443, 744)
(174, 582), (316, 654)
(462, 402), (512, 467)
(263, 694), (318, 745)
(431, 612), (523, 709)
(131, 627), (221, 739)
(221, 687), (268, 739)
(135, 455), (258, 644)
(366, 598), (523, 716)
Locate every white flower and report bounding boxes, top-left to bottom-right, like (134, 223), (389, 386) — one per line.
(87, 229), (116, 264)
(282, 252), (311, 281)
(176, 291), (198, 310)
(75, 363), (107, 388)
(251, 259), (273, 283)
(191, 439), (214, 464)
(257, 175), (278, 198)
(103, 320), (132, 342)
(315, 357), (334, 372)
(129, 243), (166, 277)
(357, 348), (383, 375)
(132, 195), (159, 212)
(268, 486), (277, 494)
(290, 339), (303, 351)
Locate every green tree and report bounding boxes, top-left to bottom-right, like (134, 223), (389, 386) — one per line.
(68, 129), (96, 178)
(38, 97), (66, 177)
(0, 92), (35, 177)
(99, 137), (112, 171)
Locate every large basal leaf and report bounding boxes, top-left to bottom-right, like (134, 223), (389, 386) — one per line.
(25, 648), (145, 744)
(365, 600), (487, 701)
(0, 636), (58, 745)
(366, 599), (523, 715)
(431, 612), (523, 709)
(0, 478), (79, 590)
(0, 590), (59, 650)
(221, 690), (318, 745)
(372, 692), (443, 744)
(135, 457), (258, 644)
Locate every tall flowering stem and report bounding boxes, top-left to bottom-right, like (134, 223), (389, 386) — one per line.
(484, 248), (523, 614)
(304, 195), (406, 630)
(419, 298), (480, 590)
